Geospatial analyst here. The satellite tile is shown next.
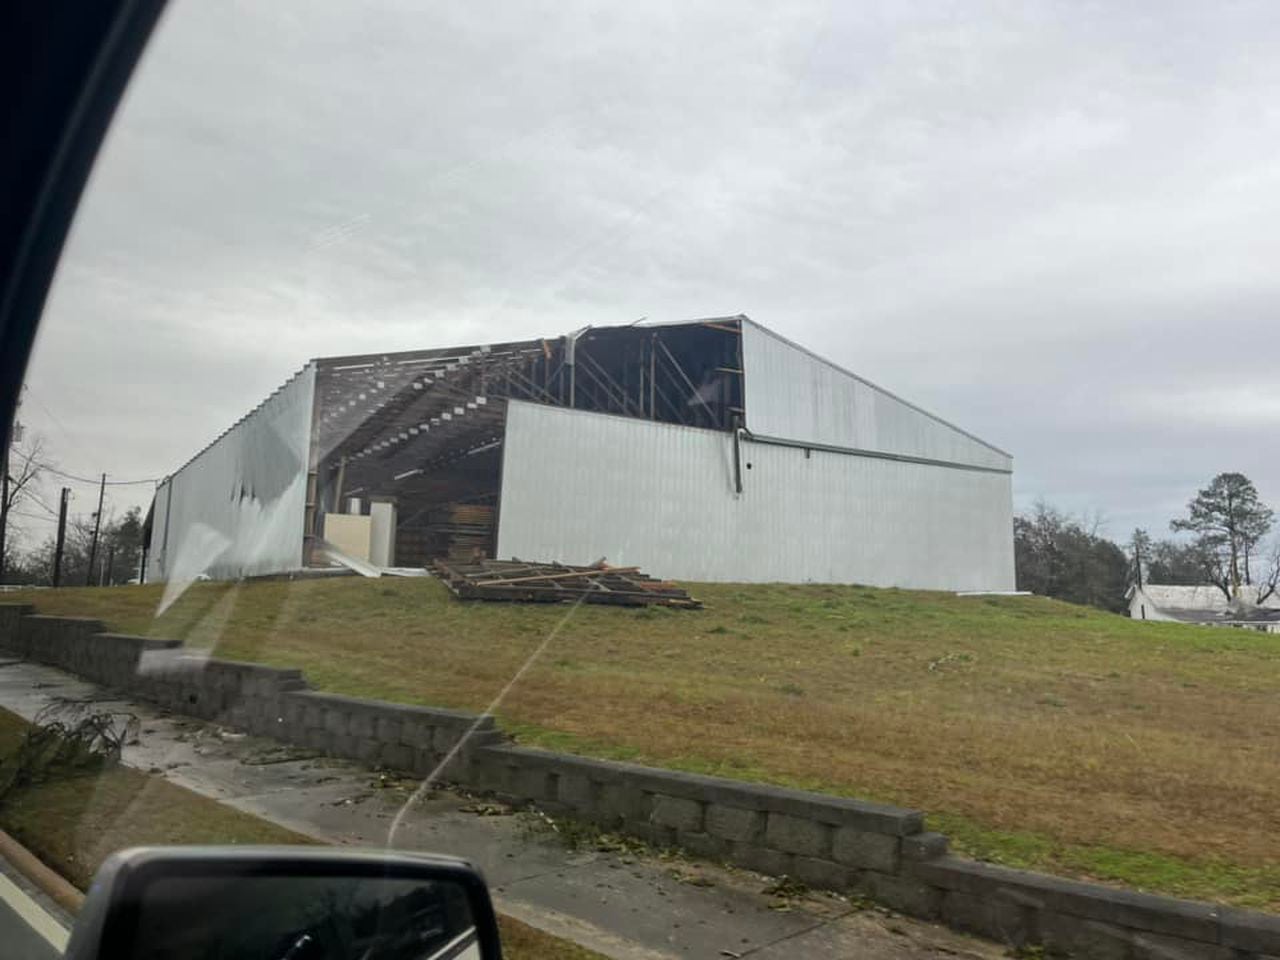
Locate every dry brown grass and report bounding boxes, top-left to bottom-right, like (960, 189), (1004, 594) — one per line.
(8, 577), (1280, 906)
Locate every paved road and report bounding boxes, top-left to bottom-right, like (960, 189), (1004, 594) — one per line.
(0, 658), (1005, 960)
(0, 863), (68, 960)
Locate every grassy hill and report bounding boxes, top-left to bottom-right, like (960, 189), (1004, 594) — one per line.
(7, 577), (1280, 908)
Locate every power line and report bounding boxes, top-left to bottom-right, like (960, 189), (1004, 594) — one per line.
(22, 489), (60, 518)
(9, 510), (54, 523)
(17, 390), (161, 487)
(25, 390), (76, 447)
(36, 462), (159, 487)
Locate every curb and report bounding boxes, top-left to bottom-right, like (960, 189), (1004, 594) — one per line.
(0, 828), (84, 916)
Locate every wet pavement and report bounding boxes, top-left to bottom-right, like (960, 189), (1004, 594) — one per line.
(0, 659), (1004, 960)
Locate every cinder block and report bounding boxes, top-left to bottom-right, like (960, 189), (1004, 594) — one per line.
(512, 767), (557, 802)
(1221, 907), (1280, 955)
(730, 843), (794, 878)
(347, 711), (374, 739)
(399, 719), (434, 749)
(857, 871), (942, 920)
(463, 729), (505, 749)
(705, 804), (764, 843)
(626, 822), (676, 849)
(279, 719), (308, 747)
(599, 783), (649, 824)
(793, 856), (856, 891)
(323, 709), (348, 736)
(351, 737), (380, 764)
(282, 698), (307, 729)
(651, 795), (704, 832)
(557, 773), (595, 811)
(1131, 931), (1232, 960)
(432, 726), (462, 752)
(379, 743), (414, 771)
(1040, 913), (1131, 960)
(832, 828), (900, 872)
(330, 734), (356, 758)
(434, 751), (470, 783)
(304, 728), (329, 752)
(676, 830), (729, 861)
(941, 890), (1036, 946)
(901, 831), (948, 861)
(374, 715), (403, 743)
(765, 813), (830, 858)
(469, 758), (513, 795)
(410, 748), (440, 778)
(910, 856), (1218, 943)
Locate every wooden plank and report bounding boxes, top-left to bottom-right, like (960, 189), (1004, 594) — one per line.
(476, 566), (641, 587)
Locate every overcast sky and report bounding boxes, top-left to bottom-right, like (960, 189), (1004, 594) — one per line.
(12, 0), (1280, 551)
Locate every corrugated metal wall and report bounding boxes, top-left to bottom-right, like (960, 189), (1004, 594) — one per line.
(146, 364), (316, 582)
(497, 401), (1015, 589)
(740, 320), (1011, 472)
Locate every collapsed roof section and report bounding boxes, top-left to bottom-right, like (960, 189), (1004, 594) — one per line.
(314, 317), (745, 465)
(307, 316), (748, 564)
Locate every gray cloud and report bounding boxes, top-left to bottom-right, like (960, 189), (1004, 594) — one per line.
(14, 0), (1280, 550)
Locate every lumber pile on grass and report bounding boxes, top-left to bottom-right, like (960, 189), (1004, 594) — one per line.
(431, 558), (700, 608)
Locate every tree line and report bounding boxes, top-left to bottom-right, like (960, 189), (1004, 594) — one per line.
(1, 434), (148, 587)
(1016, 472), (1278, 613)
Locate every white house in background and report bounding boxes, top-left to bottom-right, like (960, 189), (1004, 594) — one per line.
(1126, 583), (1280, 633)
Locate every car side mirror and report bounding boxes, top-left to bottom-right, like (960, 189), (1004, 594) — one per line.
(64, 846), (503, 959)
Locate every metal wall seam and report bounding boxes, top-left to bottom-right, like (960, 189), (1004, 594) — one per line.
(743, 431), (1013, 475)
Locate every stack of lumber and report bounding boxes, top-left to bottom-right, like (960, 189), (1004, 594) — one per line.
(445, 504), (494, 560)
(396, 502), (495, 566)
(431, 558), (700, 608)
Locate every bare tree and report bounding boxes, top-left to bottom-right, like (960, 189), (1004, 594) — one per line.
(0, 436), (46, 581)
(1252, 541), (1280, 606)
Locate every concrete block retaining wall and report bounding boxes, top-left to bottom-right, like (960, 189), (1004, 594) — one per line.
(2, 605), (1277, 959)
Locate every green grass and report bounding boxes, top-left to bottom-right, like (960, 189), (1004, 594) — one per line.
(8, 577), (1280, 909)
(0, 707), (605, 960)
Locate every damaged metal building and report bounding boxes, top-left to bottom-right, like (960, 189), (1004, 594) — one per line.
(145, 316), (1015, 590)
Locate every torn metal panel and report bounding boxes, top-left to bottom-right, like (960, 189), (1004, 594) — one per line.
(146, 363), (315, 581)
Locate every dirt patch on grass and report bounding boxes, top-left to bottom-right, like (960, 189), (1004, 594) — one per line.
(9, 578), (1280, 907)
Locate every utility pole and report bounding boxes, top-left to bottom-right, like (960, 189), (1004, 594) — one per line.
(1, 402), (20, 583)
(0, 443), (8, 583)
(85, 472), (105, 587)
(53, 487), (69, 587)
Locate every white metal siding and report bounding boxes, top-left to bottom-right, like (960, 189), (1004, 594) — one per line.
(741, 320), (1012, 472)
(498, 401), (1015, 589)
(147, 364), (316, 581)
